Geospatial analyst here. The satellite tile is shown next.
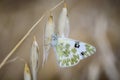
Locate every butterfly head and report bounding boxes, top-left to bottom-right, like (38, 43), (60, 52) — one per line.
(51, 34), (58, 46)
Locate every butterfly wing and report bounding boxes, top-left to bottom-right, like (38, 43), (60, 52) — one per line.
(54, 37), (96, 67)
(75, 40), (96, 60)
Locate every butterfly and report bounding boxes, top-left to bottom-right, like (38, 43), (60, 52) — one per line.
(51, 34), (96, 67)
(43, 4), (96, 68)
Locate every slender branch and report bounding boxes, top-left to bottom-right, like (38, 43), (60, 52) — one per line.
(0, 0), (64, 69)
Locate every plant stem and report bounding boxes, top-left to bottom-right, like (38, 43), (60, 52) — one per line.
(0, 0), (64, 69)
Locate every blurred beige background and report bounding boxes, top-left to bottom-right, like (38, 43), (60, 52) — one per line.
(0, 0), (120, 80)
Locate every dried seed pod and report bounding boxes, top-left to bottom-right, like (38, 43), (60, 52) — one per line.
(64, 16), (70, 37)
(58, 3), (70, 37)
(43, 15), (55, 67)
(24, 63), (31, 80)
(30, 36), (39, 80)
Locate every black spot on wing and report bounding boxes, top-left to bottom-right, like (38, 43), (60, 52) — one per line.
(81, 52), (84, 55)
(74, 41), (80, 48)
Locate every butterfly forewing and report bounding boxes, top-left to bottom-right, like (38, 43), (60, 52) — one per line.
(54, 37), (96, 67)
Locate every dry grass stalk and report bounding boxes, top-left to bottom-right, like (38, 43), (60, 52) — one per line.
(30, 36), (39, 80)
(0, 0), (64, 70)
(58, 2), (70, 37)
(42, 15), (55, 67)
(24, 63), (31, 80)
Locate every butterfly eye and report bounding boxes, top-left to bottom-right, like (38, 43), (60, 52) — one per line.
(74, 42), (80, 48)
(81, 52), (84, 55)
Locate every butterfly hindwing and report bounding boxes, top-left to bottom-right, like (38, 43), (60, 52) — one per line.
(54, 37), (96, 67)
(55, 37), (80, 67)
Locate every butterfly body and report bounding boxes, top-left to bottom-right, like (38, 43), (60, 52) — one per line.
(52, 34), (96, 67)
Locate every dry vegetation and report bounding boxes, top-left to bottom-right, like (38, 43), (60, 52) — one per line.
(0, 0), (120, 80)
